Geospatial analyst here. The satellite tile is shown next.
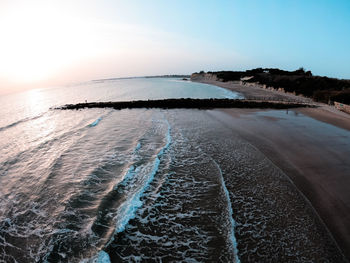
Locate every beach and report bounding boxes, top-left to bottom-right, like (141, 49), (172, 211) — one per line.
(1, 77), (349, 262)
(2, 0), (349, 261)
(195, 79), (350, 260)
(196, 78), (350, 130)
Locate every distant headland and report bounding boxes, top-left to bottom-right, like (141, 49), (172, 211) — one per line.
(92, 75), (190, 82)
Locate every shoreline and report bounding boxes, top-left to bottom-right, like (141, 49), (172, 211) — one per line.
(209, 109), (350, 260)
(194, 78), (312, 102)
(192, 79), (350, 260)
(195, 79), (350, 131)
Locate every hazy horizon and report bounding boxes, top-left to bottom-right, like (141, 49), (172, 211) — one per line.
(1, 0), (349, 95)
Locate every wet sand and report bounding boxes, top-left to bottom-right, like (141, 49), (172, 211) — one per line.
(194, 79), (350, 260)
(208, 108), (350, 261)
(105, 109), (347, 262)
(298, 106), (350, 131)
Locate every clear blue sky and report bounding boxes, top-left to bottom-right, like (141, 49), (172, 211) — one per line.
(0, 0), (349, 93)
(109, 0), (350, 78)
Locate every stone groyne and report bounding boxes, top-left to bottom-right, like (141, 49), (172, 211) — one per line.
(56, 98), (315, 110)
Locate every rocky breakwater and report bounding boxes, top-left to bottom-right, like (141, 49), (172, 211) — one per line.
(56, 98), (315, 111)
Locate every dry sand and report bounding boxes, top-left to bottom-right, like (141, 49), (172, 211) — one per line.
(195, 79), (350, 260)
(197, 79), (313, 103)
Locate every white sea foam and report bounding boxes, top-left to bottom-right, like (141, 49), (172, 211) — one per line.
(113, 119), (171, 234)
(134, 142), (141, 152)
(96, 250), (111, 263)
(212, 159), (240, 263)
(89, 117), (102, 127)
(90, 118), (171, 260)
(115, 165), (135, 189)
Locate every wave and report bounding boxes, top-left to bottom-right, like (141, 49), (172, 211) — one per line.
(112, 119), (171, 235)
(87, 109), (114, 128)
(96, 251), (111, 263)
(212, 159), (240, 263)
(87, 119), (171, 262)
(0, 111), (47, 132)
(169, 121), (240, 261)
(134, 142), (141, 153)
(1, 110), (113, 179)
(89, 117), (102, 127)
(0, 118), (89, 178)
(38, 133), (148, 262)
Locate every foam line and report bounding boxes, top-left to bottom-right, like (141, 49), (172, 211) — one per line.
(116, 165), (135, 189)
(97, 250), (111, 263)
(84, 139), (147, 261)
(114, 141), (143, 189)
(0, 112), (46, 132)
(115, 120), (171, 233)
(105, 119), (171, 248)
(134, 142), (141, 153)
(212, 159), (240, 263)
(89, 117), (102, 127)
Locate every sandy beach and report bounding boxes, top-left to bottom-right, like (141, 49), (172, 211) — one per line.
(195, 79), (350, 260)
(197, 79), (350, 131)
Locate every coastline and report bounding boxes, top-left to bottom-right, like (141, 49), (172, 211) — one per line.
(193, 79), (350, 260)
(196, 79), (350, 131)
(194, 79), (312, 102)
(298, 106), (350, 131)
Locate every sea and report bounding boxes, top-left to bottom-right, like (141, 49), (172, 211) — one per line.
(0, 78), (345, 262)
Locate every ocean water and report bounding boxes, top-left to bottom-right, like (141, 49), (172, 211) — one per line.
(0, 78), (344, 262)
(0, 78), (241, 130)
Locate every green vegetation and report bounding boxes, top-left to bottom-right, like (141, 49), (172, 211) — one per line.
(195, 68), (350, 104)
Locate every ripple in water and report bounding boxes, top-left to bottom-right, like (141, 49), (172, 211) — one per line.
(0, 79), (344, 262)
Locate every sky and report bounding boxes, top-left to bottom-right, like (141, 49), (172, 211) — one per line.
(0, 0), (349, 94)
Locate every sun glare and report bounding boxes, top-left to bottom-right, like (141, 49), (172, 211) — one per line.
(0, 2), (96, 84)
